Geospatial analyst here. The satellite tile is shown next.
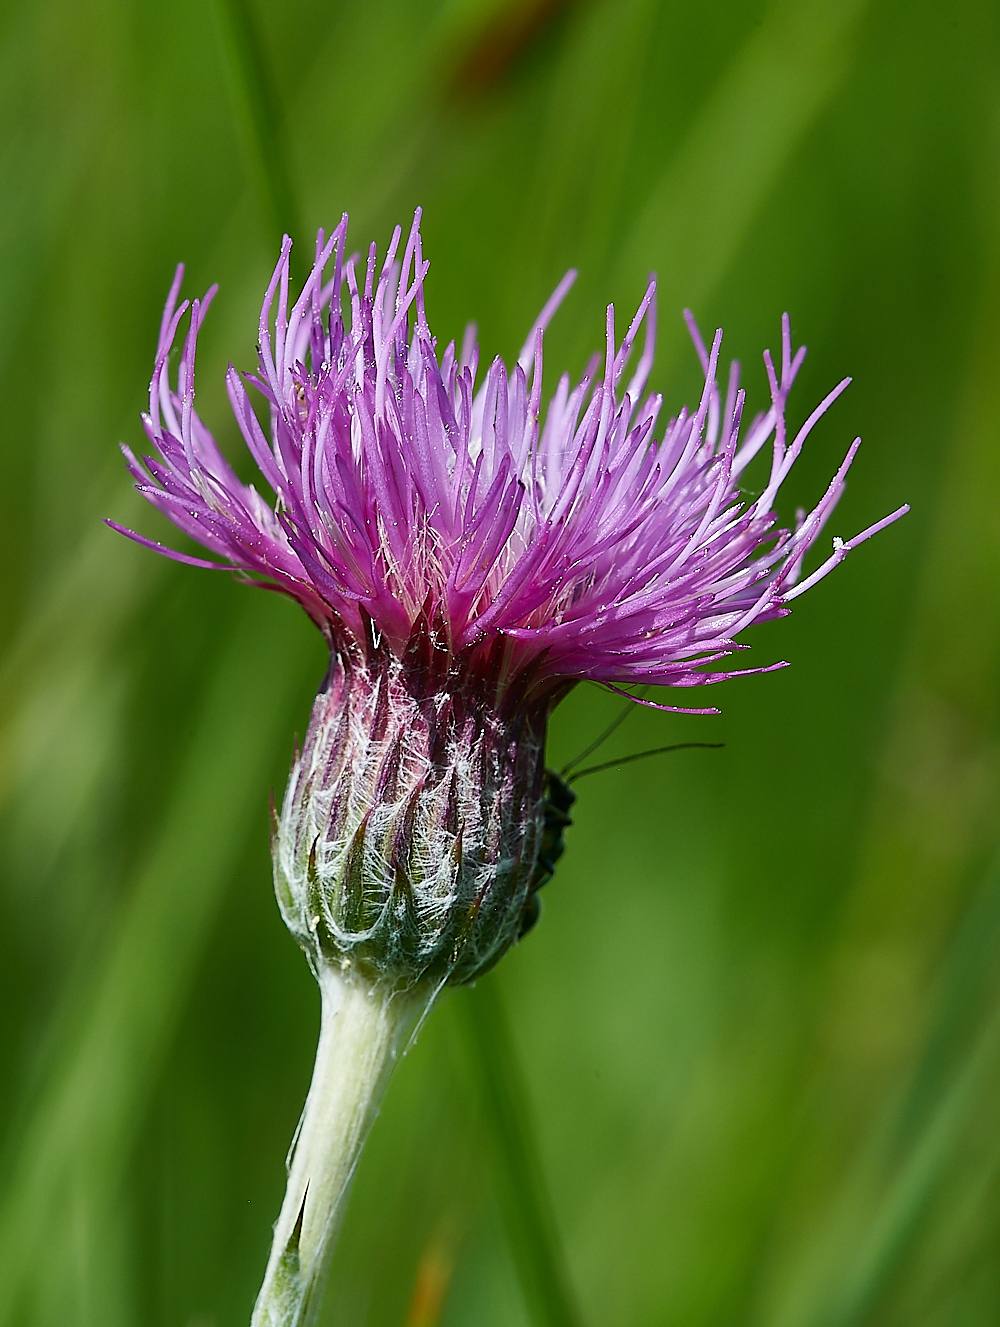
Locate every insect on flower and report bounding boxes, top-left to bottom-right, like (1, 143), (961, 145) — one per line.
(519, 698), (726, 939)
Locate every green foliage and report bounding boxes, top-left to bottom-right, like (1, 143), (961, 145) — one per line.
(1, 0), (999, 1323)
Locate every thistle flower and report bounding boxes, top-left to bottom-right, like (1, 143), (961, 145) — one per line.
(111, 210), (906, 1326)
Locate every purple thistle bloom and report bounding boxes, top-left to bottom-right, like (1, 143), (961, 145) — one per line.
(112, 212), (909, 1326)
(113, 210), (906, 715)
(112, 211), (906, 988)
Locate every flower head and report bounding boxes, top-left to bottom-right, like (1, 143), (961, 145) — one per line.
(113, 211), (906, 986)
(114, 209), (906, 712)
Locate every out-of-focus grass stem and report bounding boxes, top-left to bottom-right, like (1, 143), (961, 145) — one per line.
(459, 979), (582, 1327)
(0, 597), (316, 1327)
(773, 861), (1000, 1327)
(616, 0), (870, 365)
(212, 0), (306, 281)
(762, 198), (1000, 1327)
(820, 984), (1000, 1327)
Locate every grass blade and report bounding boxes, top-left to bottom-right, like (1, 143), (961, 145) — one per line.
(0, 598), (316, 1326)
(459, 977), (582, 1327)
(765, 858), (1000, 1327)
(212, 0), (305, 271)
(617, 0), (869, 360)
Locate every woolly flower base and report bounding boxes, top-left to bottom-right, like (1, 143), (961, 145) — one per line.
(274, 648), (547, 990)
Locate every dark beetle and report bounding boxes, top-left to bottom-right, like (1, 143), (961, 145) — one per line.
(517, 770), (576, 940)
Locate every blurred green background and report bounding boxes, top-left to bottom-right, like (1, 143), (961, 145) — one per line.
(2, 0), (999, 1323)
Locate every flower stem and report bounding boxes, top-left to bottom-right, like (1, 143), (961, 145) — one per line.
(251, 964), (433, 1327)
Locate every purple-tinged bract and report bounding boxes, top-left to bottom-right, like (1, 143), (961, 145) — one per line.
(113, 212), (906, 987)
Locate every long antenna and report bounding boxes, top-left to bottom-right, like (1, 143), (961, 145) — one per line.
(559, 689), (647, 777)
(567, 743), (724, 784)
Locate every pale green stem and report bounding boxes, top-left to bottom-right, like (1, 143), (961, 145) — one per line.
(251, 964), (434, 1327)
